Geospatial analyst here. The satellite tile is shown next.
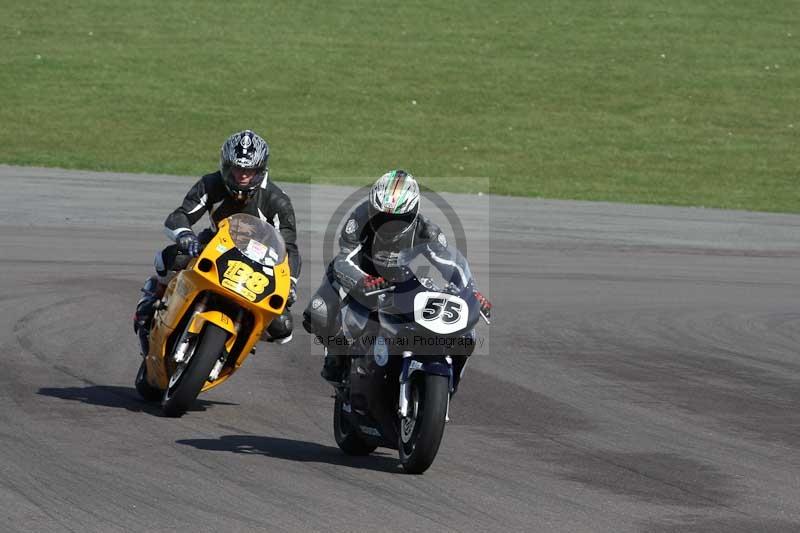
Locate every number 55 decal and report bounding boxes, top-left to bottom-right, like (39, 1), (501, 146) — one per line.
(414, 292), (469, 334)
(422, 297), (462, 324)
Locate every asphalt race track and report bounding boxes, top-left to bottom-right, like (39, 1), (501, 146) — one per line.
(1, 165), (799, 532)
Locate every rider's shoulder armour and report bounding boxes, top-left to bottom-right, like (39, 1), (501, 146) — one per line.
(416, 215), (447, 248)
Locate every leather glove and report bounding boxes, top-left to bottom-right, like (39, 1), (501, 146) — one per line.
(473, 290), (492, 318)
(177, 232), (200, 257)
(287, 280), (297, 307)
(358, 275), (390, 296)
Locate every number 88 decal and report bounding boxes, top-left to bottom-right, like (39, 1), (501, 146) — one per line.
(223, 260), (269, 299)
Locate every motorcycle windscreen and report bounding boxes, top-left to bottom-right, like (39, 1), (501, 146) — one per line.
(389, 242), (474, 294)
(385, 243), (480, 336)
(226, 213), (287, 267)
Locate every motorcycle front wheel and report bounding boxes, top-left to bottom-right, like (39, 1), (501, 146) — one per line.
(162, 323), (228, 417)
(398, 373), (449, 474)
(134, 360), (162, 402)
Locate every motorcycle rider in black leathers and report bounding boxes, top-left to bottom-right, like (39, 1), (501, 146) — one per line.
(302, 170), (491, 383)
(134, 130), (301, 353)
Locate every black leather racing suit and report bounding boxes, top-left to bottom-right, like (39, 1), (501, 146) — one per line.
(156, 171), (301, 341)
(302, 200), (475, 373)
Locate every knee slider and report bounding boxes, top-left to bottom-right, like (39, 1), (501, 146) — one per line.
(142, 276), (160, 295)
(267, 311), (294, 340)
(302, 296), (328, 335)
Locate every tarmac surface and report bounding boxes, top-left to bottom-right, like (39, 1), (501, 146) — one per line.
(1, 165), (799, 532)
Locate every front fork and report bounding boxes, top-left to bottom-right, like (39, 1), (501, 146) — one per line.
(208, 308), (244, 382)
(173, 295), (243, 382)
(172, 295), (209, 364)
(398, 352), (454, 421)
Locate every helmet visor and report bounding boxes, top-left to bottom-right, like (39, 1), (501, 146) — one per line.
(223, 163), (266, 195)
(231, 166), (260, 188)
(369, 211), (417, 241)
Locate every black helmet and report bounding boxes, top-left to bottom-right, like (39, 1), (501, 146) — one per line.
(368, 169), (421, 244)
(220, 130), (269, 201)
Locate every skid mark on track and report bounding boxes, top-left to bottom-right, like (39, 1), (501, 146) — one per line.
(452, 368), (591, 433)
(455, 427), (744, 513)
(531, 309), (800, 448)
(549, 449), (738, 509)
(13, 295), (90, 366)
(10, 286), (156, 417)
(441, 368), (744, 511)
(11, 276), (139, 374)
(643, 516), (800, 533)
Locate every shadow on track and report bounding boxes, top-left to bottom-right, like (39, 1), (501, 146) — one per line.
(37, 385), (237, 415)
(177, 434), (402, 473)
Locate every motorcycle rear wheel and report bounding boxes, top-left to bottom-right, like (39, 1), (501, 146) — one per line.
(398, 373), (449, 474)
(162, 324), (228, 417)
(333, 396), (378, 456)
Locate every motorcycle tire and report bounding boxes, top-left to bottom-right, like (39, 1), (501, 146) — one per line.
(134, 360), (162, 402)
(398, 373), (449, 474)
(162, 323), (228, 417)
(333, 396), (378, 456)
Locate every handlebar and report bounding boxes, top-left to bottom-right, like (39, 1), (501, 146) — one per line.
(363, 286), (396, 297)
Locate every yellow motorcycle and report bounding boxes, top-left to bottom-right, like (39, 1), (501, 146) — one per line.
(135, 213), (291, 417)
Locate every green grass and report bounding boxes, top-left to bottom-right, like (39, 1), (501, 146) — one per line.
(1, 1), (799, 212)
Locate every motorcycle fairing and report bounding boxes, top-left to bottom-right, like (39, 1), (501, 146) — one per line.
(215, 248), (278, 304)
(385, 280), (481, 339)
(188, 311), (237, 354)
(145, 215), (291, 391)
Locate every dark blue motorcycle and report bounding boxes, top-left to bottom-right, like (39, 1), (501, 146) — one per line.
(330, 244), (489, 474)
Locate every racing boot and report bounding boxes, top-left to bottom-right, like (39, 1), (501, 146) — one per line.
(320, 342), (347, 383)
(261, 309), (294, 344)
(133, 276), (166, 355)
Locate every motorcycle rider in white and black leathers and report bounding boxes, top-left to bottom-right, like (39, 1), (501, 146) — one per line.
(302, 170), (491, 382)
(134, 130), (301, 352)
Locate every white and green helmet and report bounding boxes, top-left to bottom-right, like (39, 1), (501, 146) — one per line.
(368, 170), (421, 243)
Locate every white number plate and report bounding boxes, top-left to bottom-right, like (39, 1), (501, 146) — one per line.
(413, 292), (468, 334)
